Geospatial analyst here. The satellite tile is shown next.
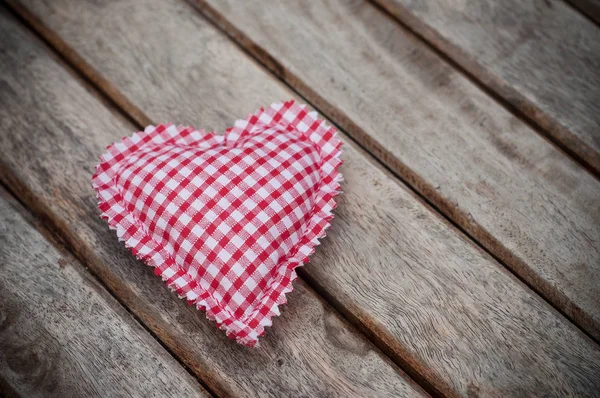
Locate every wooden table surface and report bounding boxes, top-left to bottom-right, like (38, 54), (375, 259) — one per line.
(0, 0), (598, 396)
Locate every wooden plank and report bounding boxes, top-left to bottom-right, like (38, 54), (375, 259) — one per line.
(0, 6), (425, 398)
(566, 0), (600, 24)
(188, 0), (600, 341)
(373, 0), (600, 173)
(0, 189), (208, 397)
(5, 0), (600, 397)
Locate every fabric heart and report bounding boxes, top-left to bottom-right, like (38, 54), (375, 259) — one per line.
(92, 101), (342, 346)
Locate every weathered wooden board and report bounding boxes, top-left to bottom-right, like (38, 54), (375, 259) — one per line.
(566, 0), (600, 24)
(0, 189), (208, 397)
(190, 0), (600, 341)
(6, 0), (600, 397)
(0, 6), (425, 398)
(373, 0), (600, 173)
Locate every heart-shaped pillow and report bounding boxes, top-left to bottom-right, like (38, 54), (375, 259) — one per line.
(92, 101), (342, 346)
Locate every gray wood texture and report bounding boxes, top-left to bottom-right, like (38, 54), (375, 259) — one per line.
(0, 189), (207, 397)
(373, 0), (600, 173)
(0, 6), (424, 398)
(191, 0), (600, 341)
(6, 0), (600, 396)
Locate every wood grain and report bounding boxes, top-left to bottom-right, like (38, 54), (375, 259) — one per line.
(5, 0), (600, 396)
(0, 6), (425, 398)
(0, 189), (208, 397)
(373, 0), (600, 173)
(189, 0), (600, 341)
(566, 0), (600, 24)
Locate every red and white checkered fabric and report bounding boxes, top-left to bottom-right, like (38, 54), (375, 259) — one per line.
(92, 101), (342, 346)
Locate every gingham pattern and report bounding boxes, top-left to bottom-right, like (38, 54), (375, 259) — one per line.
(92, 101), (342, 346)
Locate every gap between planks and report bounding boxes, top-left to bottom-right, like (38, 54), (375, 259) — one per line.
(366, 0), (600, 179)
(0, 182), (213, 397)
(0, 179), (220, 398)
(0, 4), (219, 395)
(184, 0), (600, 344)
(0, 3), (437, 397)
(204, 0), (600, 180)
(564, 0), (600, 26)
(181, 0), (600, 345)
